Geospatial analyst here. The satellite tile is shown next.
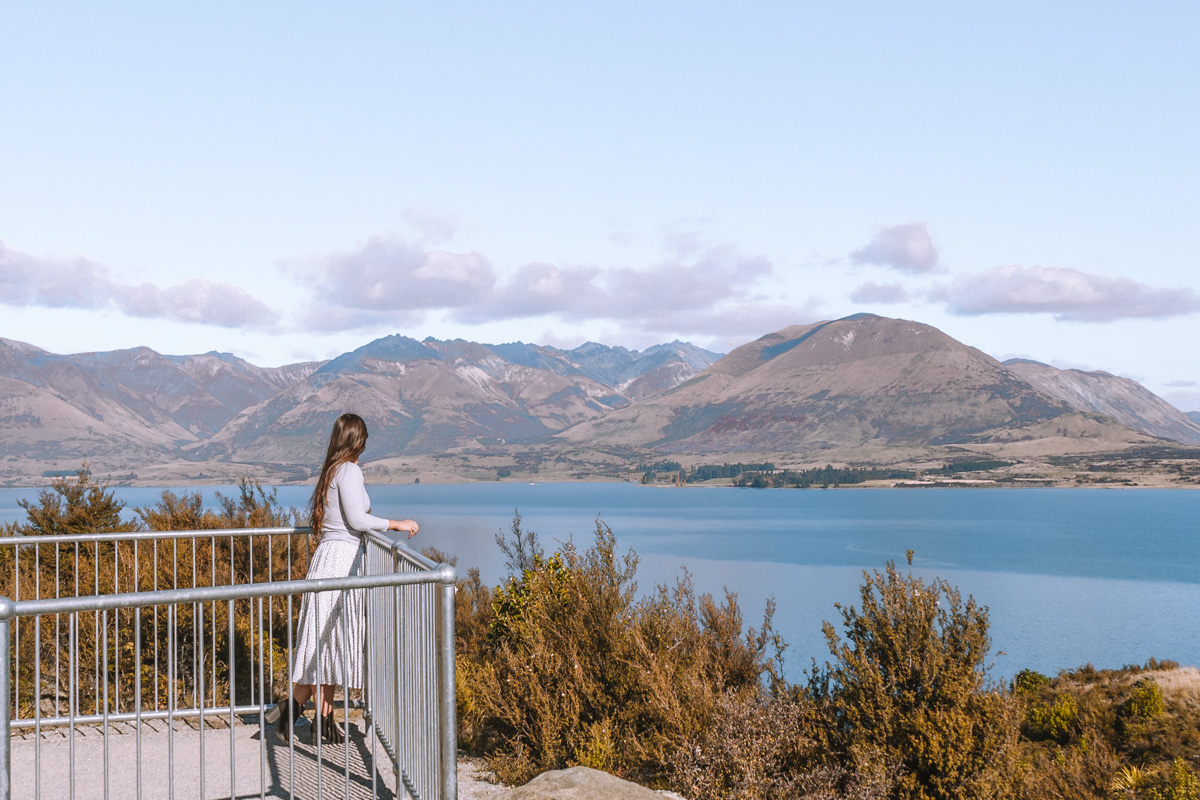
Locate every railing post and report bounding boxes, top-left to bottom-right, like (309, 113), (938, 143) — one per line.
(1, 596), (14, 800)
(436, 570), (457, 800)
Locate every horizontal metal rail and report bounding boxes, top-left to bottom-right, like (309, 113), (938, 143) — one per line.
(0, 569), (452, 618)
(0, 527), (311, 547)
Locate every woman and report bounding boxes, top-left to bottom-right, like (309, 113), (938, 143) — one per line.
(269, 412), (419, 743)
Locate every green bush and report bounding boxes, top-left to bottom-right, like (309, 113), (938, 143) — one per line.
(1123, 678), (1166, 720)
(1025, 694), (1079, 743)
(1013, 669), (1051, 694)
(1151, 758), (1200, 800)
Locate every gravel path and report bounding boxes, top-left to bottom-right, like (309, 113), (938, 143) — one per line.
(456, 757), (509, 799)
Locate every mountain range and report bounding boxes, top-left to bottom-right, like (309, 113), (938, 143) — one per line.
(554, 314), (1199, 455)
(1, 315), (1197, 484)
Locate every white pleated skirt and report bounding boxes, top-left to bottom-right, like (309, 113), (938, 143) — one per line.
(290, 539), (365, 688)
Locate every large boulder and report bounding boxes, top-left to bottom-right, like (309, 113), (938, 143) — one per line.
(502, 766), (678, 800)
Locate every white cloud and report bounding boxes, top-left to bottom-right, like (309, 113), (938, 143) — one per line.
(0, 240), (279, 328)
(850, 281), (910, 304)
(933, 265), (1200, 322)
(463, 262), (602, 321)
(641, 299), (821, 337)
(451, 239), (779, 341)
(849, 223), (940, 274)
(113, 278), (277, 327)
(286, 229), (801, 342)
(290, 236), (496, 326)
(599, 246), (772, 319)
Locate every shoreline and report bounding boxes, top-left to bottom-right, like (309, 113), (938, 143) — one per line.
(2, 474), (1198, 490)
(6, 442), (1198, 490)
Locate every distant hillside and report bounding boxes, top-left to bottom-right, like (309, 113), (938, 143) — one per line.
(195, 336), (721, 464)
(1189, 411), (1200, 426)
(1004, 359), (1200, 446)
(0, 335), (719, 478)
(557, 314), (1152, 454)
(64, 347), (322, 436)
(5, 320), (1193, 483)
(0, 339), (184, 475)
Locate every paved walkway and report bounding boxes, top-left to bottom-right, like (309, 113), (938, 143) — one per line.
(9, 714), (401, 800)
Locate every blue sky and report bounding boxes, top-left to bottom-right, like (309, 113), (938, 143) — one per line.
(3, 2), (1198, 410)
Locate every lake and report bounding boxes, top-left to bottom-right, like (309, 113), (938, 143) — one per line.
(3, 481), (1197, 682)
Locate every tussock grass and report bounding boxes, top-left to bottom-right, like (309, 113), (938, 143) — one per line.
(1143, 667), (1200, 710)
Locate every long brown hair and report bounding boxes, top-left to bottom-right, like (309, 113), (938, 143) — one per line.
(311, 413), (369, 533)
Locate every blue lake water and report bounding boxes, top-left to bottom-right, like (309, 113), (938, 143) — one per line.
(3, 482), (1197, 682)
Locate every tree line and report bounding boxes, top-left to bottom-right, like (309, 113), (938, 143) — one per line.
(640, 461), (1016, 488)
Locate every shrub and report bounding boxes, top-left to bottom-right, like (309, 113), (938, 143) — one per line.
(1124, 678), (1166, 720)
(1016, 734), (1121, 800)
(1, 469), (304, 714)
(1025, 694), (1079, 743)
(1013, 669), (1051, 694)
(460, 514), (783, 788)
(1153, 758), (1200, 800)
(810, 554), (1019, 800)
(5, 466), (138, 538)
(1113, 758), (1200, 800)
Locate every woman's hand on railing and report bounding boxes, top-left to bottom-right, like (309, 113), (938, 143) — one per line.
(388, 519), (420, 538)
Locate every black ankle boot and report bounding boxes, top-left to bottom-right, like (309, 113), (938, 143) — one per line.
(267, 698), (304, 742)
(314, 711), (345, 745)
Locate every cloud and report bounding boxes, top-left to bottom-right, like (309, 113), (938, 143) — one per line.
(933, 265), (1200, 322)
(455, 241), (773, 327)
(1166, 380), (1198, 388)
(293, 232), (795, 342)
(850, 223), (940, 274)
(850, 281), (910, 304)
(465, 262), (602, 321)
(290, 236), (496, 329)
(115, 278), (280, 327)
(0, 243), (112, 309)
(600, 246), (772, 319)
(638, 299), (821, 337)
(0, 240), (279, 328)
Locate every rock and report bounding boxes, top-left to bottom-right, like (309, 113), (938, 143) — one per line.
(501, 766), (666, 800)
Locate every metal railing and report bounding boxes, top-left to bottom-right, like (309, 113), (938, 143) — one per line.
(362, 529), (458, 800)
(0, 526), (457, 800)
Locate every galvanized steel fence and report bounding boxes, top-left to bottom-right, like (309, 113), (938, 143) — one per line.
(0, 526), (457, 800)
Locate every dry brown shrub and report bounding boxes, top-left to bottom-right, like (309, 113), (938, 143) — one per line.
(457, 515), (783, 789)
(1014, 735), (1122, 800)
(669, 690), (898, 800)
(2, 472), (305, 716)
